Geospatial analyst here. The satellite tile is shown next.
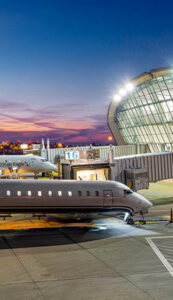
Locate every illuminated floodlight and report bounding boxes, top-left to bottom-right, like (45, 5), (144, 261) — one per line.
(113, 94), (121, 101)
(108, 136), (113, 141)
(126, 83), (134, 91)
(119, 88), (127, 96)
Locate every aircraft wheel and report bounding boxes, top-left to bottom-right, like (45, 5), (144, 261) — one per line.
(127, 218), (134, 225)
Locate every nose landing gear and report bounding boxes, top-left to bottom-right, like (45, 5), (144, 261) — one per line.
(124, 211), (146, 225)
(124, 212), (134, 225)
(140, 211), (146, 225)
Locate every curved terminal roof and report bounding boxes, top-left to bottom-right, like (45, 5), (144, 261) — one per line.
(107, 66), (173, 145)
(130, 66), (173, 86)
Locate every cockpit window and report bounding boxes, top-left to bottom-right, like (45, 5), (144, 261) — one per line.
(124, 189), (133, 194)
(40, 159), (45, 162)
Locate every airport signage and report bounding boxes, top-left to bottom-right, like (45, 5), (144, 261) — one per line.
(65, 151), (79, 160)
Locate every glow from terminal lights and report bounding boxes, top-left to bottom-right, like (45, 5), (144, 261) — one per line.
(113, 94), (121, 101)
(113, 82), (135, 102)
(119, 88), (127, 96)
(12, 166), (17, 171)
(126, 83), (134, 91)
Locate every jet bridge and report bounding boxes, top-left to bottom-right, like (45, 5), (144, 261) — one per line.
(62, 151), (173, 191)
(110, 152), (173, 190)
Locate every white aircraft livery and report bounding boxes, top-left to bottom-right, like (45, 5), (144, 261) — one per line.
(0, 180), (152, 220)
(0, 154), (57, 176)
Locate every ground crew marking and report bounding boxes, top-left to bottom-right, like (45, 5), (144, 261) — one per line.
(146, 236), (173, 277)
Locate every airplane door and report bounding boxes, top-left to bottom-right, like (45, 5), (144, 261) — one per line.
(103, 190), (113, 207)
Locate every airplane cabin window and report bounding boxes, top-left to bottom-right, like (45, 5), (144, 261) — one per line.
(58, 191), (62, 196)
(28, 191), (32, 196)
(78, 191), (82, 196)
(18, 160), (20, 163)
(38, 191), (42, 197)
(48, 191), (52, 196)
(95, 191), (99, 196)
(86, 191), (90, 196)
(7, 190), (11, 196)
(17, 191), (21, 196)
(68, 191), (72, 197)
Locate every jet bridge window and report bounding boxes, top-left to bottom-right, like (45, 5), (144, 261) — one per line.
(48, 191), (52, 196)
(68, 191), (72, 197)
(6, 190), (11, 196)
(58, 191), (62, 196)
(28, 191), (32, 196)
(17, 191), (21, 196)
(38, 191), (42, 197)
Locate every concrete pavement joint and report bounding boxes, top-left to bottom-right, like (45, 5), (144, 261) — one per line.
(63, 231), (155, 300)
(1, 235), (46, 300)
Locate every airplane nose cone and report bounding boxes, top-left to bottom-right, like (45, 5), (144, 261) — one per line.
(50, 164), (57, 172)
(142, 196), (152, 208)
(138, 194), (152, 207)
(46, 162), (57, 172)
(134, 193), (152, 213)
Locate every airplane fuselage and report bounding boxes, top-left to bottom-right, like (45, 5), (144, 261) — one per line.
(0, 155), (57, 175)
(0, 179), (152, 215)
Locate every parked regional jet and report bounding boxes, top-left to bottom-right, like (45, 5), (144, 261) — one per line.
(0, 179), (152, 222)
(0, 154), (57, 177)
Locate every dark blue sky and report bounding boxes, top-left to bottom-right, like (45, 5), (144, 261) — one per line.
(0, 0), (173, 144)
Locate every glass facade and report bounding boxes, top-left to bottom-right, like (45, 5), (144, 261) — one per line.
(115, 72), (173, 152)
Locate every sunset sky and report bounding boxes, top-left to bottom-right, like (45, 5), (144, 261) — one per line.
(0, 0), (173, 144)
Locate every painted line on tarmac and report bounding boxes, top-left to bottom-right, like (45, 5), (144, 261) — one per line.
(135, 220), (168, 224)
(146, 236), (173, 277)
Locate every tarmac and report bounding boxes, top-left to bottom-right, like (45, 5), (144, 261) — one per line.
(0, 204), (173, 299)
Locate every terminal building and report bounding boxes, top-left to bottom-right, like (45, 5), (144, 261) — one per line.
(40, 67), (173, 189)
(108, 66), (173, 152)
